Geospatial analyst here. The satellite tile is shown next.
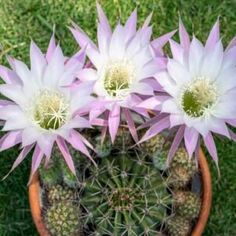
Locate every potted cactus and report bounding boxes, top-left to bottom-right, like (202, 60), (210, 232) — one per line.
(0, 2), (235, 236)
(29, 128), (212, 236)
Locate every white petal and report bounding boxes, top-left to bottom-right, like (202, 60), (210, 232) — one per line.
(167, 59), (191, 85)
(43, 45), (65, 88)
(22, 126), (41, 147)
(0, 84), (27, 107)
(201, 40), (223, 79)
(216, 68), (236, 93)
(189, 37), (204, 77)
(76, 68), (98, 81)
(109, 24), (125, 60)
(30, 41), (47, 81)
(14, 59), (31, 85)
(133, 82), (153, 95)
(87, 48), (103, 69)
(170, 114), (184, 127)
(161, 99), (180, 114)
(155, 71), (178, 97)
(2, 112), (29, 131)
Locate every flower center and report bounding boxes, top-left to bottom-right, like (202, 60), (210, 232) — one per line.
(32, 90), (69, 130)
(181, 77), (218, 117)
(104, 61), (135, 99)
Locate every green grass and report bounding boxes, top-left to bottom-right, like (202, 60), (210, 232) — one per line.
(0, 0), (236, 235)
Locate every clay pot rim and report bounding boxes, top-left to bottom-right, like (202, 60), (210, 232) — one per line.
(29, 149), (212, 236)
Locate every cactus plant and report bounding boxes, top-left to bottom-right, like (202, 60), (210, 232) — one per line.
(168, 166), (192, 189)
(39, 157), (61, 187)
(170, 148), (197, 175)
(45, 201), (81, 236)
(47, 185), (77, 204)
(94, 135), (112, 158)
(80, 154), (171, 236)
(141, 133), (166, 154)
(166, 215), (191, 236)
(173, 191), (201, 219)
(168, 147), (198, 188)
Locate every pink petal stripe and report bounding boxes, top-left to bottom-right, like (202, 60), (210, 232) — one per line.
(6, 56), (16, 70)
(205, 19), (220, 51)
(151, 30), (177, 50)
(179, 18), (190, 50)
(0, 65), (19, 84)
(56, 137), (76, 174)
(75, 131), (94, 151)
(90, 118), (108, 126)
(69, 24), (95, 49)
(0, 99), (15, 108)
(229, 129), (236, 142)
(108, 104), (121, 143)
(0, 130), (22, 151)
(2, 145), (33, 180)
(226, 119), (236, 127)
(203, 132), (218, 163)
(142, 12), (152, 28)
(96, 2), (112, 37)
(203, 132), (220, 175)
(184, 127), (199, 158)
(167, 125), (185, 164)
(66, 47), (86, 67)
(139, 116), (170, 143)
(28, 145), (44, 184)
(123, 108), (139, 143)
(46, 34), (56, 62)
(67, 130), (97, 166)
(137, 96), (161, 110)
(124, 8), (137, 41)
(226, 36), (236, 51)
(138, 113), (167, 130)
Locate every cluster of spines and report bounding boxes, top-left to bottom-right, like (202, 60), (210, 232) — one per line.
(80, 154), (170, 236)
(168, 147), (198, 188)
(173, 191), (201, 219)
(166, 215), (191, 236)
(45, 201), (81, 236)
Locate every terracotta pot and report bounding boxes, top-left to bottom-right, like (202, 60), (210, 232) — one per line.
(29, 149), (212, 236)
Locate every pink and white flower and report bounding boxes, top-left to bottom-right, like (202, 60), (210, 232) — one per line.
(140, 19), (236, 166)
(70, 3), (175, 143)
(0, 36), (95, 180)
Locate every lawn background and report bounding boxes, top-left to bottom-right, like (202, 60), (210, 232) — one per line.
(0, 0), (236, 235)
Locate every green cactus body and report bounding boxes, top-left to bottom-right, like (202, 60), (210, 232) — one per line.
(81, 155), (170, 236)
(153, 150), (169, 171)
(168, 147), (198, 188)
(173, 191), (201, 219)
(39, 157), (61, 187)
(94, 136), (112, 158)
(166, 215), (191, 236)
(47, 185), (77, 204)
(45, 202), (81, 236)
(114, 128), (133, 149)
(171, 148), (198, 175)
(141, 133), (165, 154)
(168, 166), (192, 188)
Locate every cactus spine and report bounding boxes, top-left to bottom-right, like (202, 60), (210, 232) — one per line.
(80, 154), (170, 236)
(45, 202), (81, 236)
(173, 191), (201, 219)
(166, 215), (191, 236)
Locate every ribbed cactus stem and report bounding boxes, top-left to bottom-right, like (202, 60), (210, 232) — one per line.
(80, 154), (170, 235)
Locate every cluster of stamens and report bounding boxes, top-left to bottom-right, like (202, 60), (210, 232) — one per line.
(32, 90), (69, 130)
(181, 77), (218, 117)
(103, 61), (135, 99)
